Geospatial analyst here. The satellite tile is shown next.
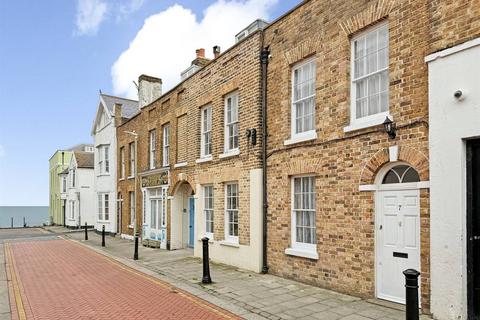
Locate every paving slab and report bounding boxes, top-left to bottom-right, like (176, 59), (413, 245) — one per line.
(52, 228), (432, 320)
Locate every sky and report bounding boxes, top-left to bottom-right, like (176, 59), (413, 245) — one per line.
(0, 0), (301, 206)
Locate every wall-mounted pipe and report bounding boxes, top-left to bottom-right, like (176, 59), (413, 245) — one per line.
(260, 44), (270, 274)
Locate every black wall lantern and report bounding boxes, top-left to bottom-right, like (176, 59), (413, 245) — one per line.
(383, 116), (396, 139)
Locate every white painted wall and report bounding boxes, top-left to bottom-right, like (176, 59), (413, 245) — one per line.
(427, 38), (480, 320)
(65, 166), (95, 228)
(93, 108), (117, 234)
(193, 169), (263, 272)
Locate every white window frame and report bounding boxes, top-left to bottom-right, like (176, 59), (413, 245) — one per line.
(224, 92), (239, 154)
(149, 129), (156, 169)
(129, 191), (135, 227)
(285, 175), (318, 259)
(70, 201), (75, 219)
(224, 182), (239, 244)
(200, 105), (212, 158)
(203, 185), (214, 239)
(120, 147), (125, 179)
(71, 169), (76, 188)
(162, 124), (170, 167)
(97, 193), (110, 221)
(129, 142), (135, 178)
(346, 21), (390, 132)
(104, 145), (109, 174)
(286, 57), (317, 145)
(98, 145), (110, 175)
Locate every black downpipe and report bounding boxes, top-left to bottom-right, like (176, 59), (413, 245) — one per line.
(260, 44), (270, 274)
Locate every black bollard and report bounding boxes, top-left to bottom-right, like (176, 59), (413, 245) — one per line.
(101, 225), (106, 247)
(133, 232), (139, 260)
(403, 269), (420, 320)
(23, 217), (26, 228)
(84, 222), (88, 241)
(11, 217), (13, 228)
(201, 237), (212, 284)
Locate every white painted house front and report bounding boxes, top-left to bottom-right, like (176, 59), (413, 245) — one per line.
(91, 94), (139, 235)
(427, 38), (480, 320)
(65, 151), (95, 228)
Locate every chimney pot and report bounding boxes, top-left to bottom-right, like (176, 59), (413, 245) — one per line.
(213, 46), (221, 59)
(196, 48), (205, 58)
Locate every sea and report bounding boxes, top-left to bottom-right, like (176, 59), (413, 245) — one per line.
(0, 206), (49, 228)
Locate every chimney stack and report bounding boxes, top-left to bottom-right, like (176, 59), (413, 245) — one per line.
(114, 103), (123, 127)
(138, 74), (162, 109)
(213, 46), (221, 59)
(196, 48), (205, 58)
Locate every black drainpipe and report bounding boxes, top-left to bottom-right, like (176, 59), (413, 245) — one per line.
(260, 43), (270, 274)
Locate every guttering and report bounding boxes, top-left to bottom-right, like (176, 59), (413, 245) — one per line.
(260, 43), (270, 274)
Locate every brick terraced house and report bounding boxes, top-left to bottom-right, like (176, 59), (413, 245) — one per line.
(116, 27), (266, 272)
(261, 0), (480, 315)
(263, 0), (432, 311)
(111, 0), (480, 317)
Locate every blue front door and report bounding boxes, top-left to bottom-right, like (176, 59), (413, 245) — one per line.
(188, 197), (195, 248)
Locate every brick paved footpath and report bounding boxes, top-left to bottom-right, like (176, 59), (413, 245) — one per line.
(4, 239), (240, 320)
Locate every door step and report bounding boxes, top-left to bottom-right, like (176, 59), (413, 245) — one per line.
(142, 239), (161, 248)
(366, 298), (405, 311)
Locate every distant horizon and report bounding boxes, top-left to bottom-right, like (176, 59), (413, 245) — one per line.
(0, 205), (48, 208)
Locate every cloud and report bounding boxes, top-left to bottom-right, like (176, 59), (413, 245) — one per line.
(117, 0), (145, 21)
(75, 0), (108, 36)
(111, 0), (278, 99)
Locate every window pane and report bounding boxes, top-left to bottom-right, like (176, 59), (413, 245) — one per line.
(366, 32), (377, 54)
(382, 170), (400, 184)
(402, 167), (420, 183)
(354, 57), (365, 78)
(366, 53), (377, 74)
(378, 26), (388, 49)
(296, 226), (304, 243)
(354, 38), (365, 58)
(378, 48), (388, 69)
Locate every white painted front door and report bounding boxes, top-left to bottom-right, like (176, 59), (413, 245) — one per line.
(376, 189), (420, 304)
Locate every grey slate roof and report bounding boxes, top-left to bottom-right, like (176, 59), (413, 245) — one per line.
(100, 94), (139, 119)
(74, 151), (94, 169)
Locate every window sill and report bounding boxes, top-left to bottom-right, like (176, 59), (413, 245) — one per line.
(127, 176), (135, 180)
(219, 149), (240, 159)
(196, 156), (213, 164)
(219, 240), (240, 248)
(343, 113), (391, 133)
(97, 173), (110, 177)
(128, 225), (134, 229)
(174, 162), (188, 168)
(285, 247), (319, 260)
(284, 131), (317, 146)
(162, 165), (170, 169)
(97, 220), (110, 224)
(119, 178), (125, 181)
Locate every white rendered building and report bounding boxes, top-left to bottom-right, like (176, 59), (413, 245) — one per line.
(65, 151), (95, 228)
(91, 94), (139, 234)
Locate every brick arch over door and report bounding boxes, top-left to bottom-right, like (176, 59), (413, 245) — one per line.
(168, 173), (195, 196)
(359, 146), (429, 185)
